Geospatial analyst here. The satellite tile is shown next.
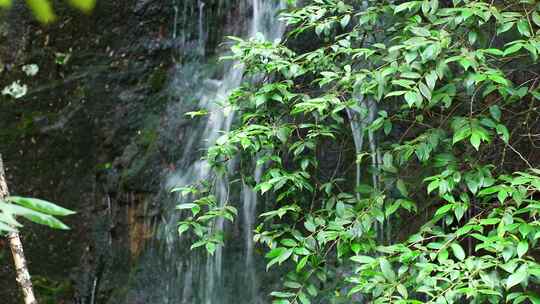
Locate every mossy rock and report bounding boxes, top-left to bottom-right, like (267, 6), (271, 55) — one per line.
(148, 67), (168, 92)
(33, 275), (74, 304)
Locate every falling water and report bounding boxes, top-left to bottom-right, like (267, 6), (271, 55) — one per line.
(127, 1), (285, 303)
(347, 0), (392, 245)
(172, 0), (178, 39)
(170, 1), (285, 302)
(242, 164), (263, 301)
(197, 0), (206, 56)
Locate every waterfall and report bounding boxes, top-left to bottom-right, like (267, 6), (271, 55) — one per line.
(197, 0), (206, 56)
(242, 165), (263, 302)
(347, 0), (390, 245)
(126, 1), (286, 303)
(347, 94), (385, 242)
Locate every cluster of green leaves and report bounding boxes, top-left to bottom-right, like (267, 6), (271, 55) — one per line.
(173, 184), (238, 255)
(177, 0), (540, 303)
(0, 196), (75, 233)
(0, 0), (95, 23)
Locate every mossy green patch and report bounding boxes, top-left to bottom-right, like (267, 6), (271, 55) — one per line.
(148, 67), (168, 92)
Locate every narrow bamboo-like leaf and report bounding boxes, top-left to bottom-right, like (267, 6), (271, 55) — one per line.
(7, 196), (75, 216)
(351, 255), (375, 264)
(0, 221), (17, 232)
(0, 208), (23, 228)
(517, 241), (528, 258)
(0, 202), (70, 230)
(68, 0), (95, 12)
(26, 0), (56, 23)
(176, 203), (198, 210)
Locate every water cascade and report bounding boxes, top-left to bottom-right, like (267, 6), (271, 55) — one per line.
(126, 1), (285, 303)
(347, 0), (392, 245)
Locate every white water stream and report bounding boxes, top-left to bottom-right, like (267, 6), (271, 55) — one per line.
(134, 1), (286, 303)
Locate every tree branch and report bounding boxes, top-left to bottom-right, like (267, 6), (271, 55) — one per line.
(0, 154), (38, 304)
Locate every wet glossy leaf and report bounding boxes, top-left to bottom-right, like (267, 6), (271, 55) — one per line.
(506, 265), (527, 289)
(379, 258), (396, 282)
(451, 243), (465, 261)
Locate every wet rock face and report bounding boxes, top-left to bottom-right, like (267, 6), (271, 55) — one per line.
(0, 0), (251, 303)
(0, 1), (173, 303)
(0, 2), (30, 71)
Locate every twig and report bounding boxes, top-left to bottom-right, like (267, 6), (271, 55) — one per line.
(0, 154), (38, 304)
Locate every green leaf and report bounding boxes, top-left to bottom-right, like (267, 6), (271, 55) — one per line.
(504, 43), (523, 56)
(396, 179), (408, 197)
(397, 284), (408, 299)
(284, 281), (302, 289)
(278, 248), (293, 264)
(176, 203), (198, 210)
(178, 223), (190, 235)
(425, 71), (438, 90)
(404, 91), (422, 107)
(410, 27), (430, 37)
(281, 238), (298, 247)
(298, 292), (311, 304)
(489, 105), (501, 122)
(351, 255), (376, 264)
(470, 132), (481, 150)
(26, 0), (56, 23)
(271, 291), (295, 298)
(427, 180), (440, 195)
(7, 196), (75, 216)
(418, 82), (431, 101)
(468, 31), (477, 45)
(304, 219), (316, 232)
(0, 202), (70, 230)
(451, 243), (465, 261)
(394, 1), (414, 13)
(421, 44), (440, 61)
(517, 241), (528, 258)
(68, 0), (96, 12)
(533, 11), (540, 27)
(379, 258), (396, 282)
(506, 265), (527, 289)
(497, 22), (514, 35)
(340, 14), (351, 28)
(386, 201), (401, 217)
(496, 124), (509, 143)
(0, 209), (23, 228)
(0, 0), (11, 7)
(517, 20), (531, 37)
(296, 255), (309, 272)
(266, 247), (286, 259)
(0, 221), (17, 232)
(206, 242), (216, 255)
(259, 182), (273, 194)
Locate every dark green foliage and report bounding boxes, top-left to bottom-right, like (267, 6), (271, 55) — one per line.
(177, 0), (540, 303)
